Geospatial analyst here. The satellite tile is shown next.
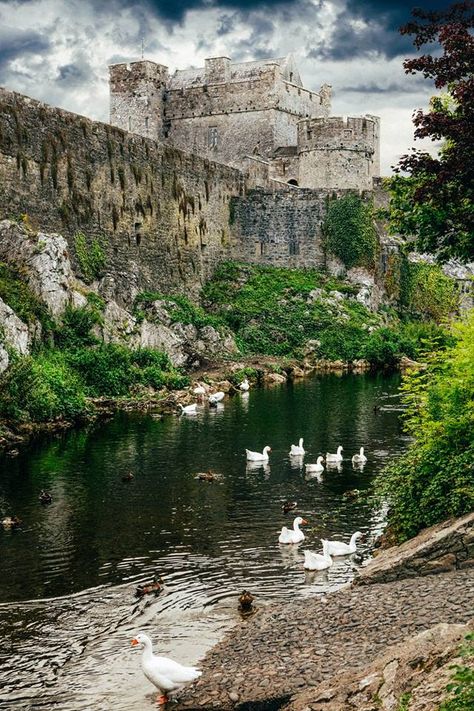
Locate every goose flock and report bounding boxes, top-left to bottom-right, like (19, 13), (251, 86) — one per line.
(131, 378), (370, 704)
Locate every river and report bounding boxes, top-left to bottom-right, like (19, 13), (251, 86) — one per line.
(0, 372), (406, 709)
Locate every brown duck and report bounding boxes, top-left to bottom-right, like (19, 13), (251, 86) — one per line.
(135, 576), (164, 598)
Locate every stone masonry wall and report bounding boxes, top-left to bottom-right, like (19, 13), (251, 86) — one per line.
(0, 87), (244, 305)
(298, 115), (380, 190)
(230, 187), (328, 268)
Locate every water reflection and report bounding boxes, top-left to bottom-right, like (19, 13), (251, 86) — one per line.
(0, 372), (405, 709)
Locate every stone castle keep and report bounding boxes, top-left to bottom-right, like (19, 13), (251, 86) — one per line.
(0, 54), (383, 306)
(109, 55), (380, 191)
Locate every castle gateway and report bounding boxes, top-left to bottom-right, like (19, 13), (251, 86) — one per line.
(109, 55), (380, 192)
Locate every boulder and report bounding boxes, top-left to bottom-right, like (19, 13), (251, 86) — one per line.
(0, 297), (30, 356)
(263, 372), (287, 385)
(356, 512), (474, 586)
(0, 220), (76, 317)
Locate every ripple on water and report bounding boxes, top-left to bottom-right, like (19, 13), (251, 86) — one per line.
(0, 372), (405, 709)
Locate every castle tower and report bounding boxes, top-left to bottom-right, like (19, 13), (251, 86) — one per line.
(109, 60), (169, 140)
(297, 115), (380, 190)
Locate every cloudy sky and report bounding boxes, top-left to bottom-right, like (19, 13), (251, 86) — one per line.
(0, 0), (450, 173)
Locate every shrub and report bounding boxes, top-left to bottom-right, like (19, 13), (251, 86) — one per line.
(439, 634), (474, 711)
(134, 291), (223, 330)
(400, 259), (459, 321)
(74, 232), (107, 283)
(0, 352), (87, 423)
(0, 261), (52, 331)
(54, 305), (102, 349)
(375, 312), (474, 541)
(323, 194), (378, 269)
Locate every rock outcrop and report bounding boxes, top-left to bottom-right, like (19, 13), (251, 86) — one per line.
(355, 512), (474, 585)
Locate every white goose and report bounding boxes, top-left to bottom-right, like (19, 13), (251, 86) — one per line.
(352, 447), (367, 464)
(178, 403), (197, 415)
(303, 540), (333, 571)
(322, 531), (363, 556)
(209, 391), (225, 405)
(278, 516), (308, 544)
(306, 456), (324, 473)
(326, 445), (343, 463)
(246, 445), (271, 462)
(289, 438), (305, 456)
(192, 384), (206, 396)
(131, 633), (201, 705)
(240, 378), (250, 391)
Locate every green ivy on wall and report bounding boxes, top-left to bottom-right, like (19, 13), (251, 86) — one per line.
(323, 194), (378, 269)
(400, 258), (459, 321)
(74, 232), (107, 284)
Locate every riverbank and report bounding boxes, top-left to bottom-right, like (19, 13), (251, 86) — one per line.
(174, 513), (474, 711)
(0, 353), (384, 453)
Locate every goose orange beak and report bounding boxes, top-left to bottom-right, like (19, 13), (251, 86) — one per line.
(131, 638), (139, 646)
(302, 519), (309, 524)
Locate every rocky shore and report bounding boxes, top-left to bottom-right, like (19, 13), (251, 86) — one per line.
(175, 513), (474, 711)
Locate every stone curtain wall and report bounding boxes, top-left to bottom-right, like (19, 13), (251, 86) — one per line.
(0, 88), (243, 304)
(230, 187), (328, 268)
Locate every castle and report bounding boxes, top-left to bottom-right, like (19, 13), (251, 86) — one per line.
(0, 54), (384, 307)
(109, 55), (380, 191)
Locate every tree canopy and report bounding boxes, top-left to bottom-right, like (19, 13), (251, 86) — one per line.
(388, 2), (474, 262)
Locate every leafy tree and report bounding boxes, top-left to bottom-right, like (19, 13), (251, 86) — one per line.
(388, 2), (474, 262)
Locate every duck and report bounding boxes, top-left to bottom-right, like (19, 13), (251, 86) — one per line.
(322, 531), (363, 556)
(326, 445), (343, 463)
(178, 403), (197, 415)
(305, 456), (324, 473)
(135, 576), (164, 598)
(194, 470), (217, 482)
(303, 541), (333, 571)
(246, 445), (271, 462)
(131, 632), (201, 705)
(209, 391), (225, 406)
(352, 447), (367, 464)
(282, 500), (297, 514)
(278, 516), (308, 544)
(289, 438), (305, 456)
(239, 378), (250, 392)
(39, 490), (53, 505)
(192, 384), (206, 396)
(2, 516), (21, 529)
(121, 472), (134, 482)
(238, 590), (255, 613)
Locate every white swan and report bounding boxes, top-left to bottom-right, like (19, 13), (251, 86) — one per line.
(131, 633), (201, 704)
(209, 391), (225, 405)
(240, 378), (250, 391)
(326, 445), (343, 462)
(306, 456), (324, 473)
(192, 384), (206, 396)
(303, 541), (333, 571)
(178, 403), (197, 415)
(322, 531), (362, 556)
(352, 447), (367, 464)
(246, 445), (271, 461)
(278, 516), (308, 544)
(289, 438), (305, 456)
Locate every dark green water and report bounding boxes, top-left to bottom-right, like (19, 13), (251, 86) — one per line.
(0, 372), (406, 709)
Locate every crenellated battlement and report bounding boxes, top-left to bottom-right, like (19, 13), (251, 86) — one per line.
(297, 115), (379, 154)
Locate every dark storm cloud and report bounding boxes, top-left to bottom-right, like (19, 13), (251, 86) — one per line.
(341, 75), (432, 94)
(312, 0), (453, 61)
(0, 26), (50, 69)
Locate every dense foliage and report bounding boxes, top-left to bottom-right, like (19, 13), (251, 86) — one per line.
(0, 305), (189, 424)
(400, 259), (460, 320)
(0, 261), (52, 331)
(439, 634), (474, 711)
(388, 2), (474, 261)
(323, 194), (378, 269)
(376, 311), (474, 541)
(74, 232), (107, 283)
(201, 261), (451, 364)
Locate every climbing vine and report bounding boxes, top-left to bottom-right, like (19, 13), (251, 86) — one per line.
(323, 194), (378, 269)
(74, 232), (107, 283)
